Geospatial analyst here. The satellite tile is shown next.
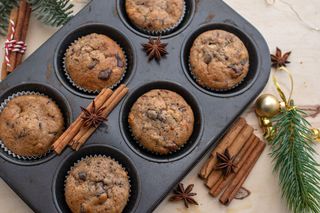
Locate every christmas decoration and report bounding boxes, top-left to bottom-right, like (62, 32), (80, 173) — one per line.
(255, 49), (320, 212)
(0, 0), (73, 36)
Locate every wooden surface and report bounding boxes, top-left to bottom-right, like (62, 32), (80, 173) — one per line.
(0, 0), (319, 212)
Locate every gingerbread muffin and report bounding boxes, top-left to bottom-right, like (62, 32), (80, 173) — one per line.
(0, 95), (64, 157)
(125, 0), (185, 33)
(128, 89), (194, 155)
(189, 30), (250, 91)
(65, 156), (130, 213)
(65, 33), (126, 91)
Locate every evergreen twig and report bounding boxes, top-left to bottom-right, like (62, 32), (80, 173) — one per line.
(270, 107), (320, 213)
(0, 0), (73, 36)
(0, 0), (20, 35)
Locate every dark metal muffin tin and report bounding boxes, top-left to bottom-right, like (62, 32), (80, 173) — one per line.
(0, 0), (271, 212)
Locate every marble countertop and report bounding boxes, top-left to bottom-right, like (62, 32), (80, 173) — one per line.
(0, 0), (319, 212)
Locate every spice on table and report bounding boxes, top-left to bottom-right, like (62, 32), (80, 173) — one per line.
(271, 47), (291, 68)
(199, 118), (265, 205)
(142, 37), (168, 61)
(169, 183), (199, 208)
(215, 150), (237, 178)
(234, 187), (251, 200)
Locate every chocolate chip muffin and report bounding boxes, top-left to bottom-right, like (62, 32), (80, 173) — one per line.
(125, 0), (185, 32)
(65, 33), (126, 91)
(128, 89), (194, 155)
(0, 95), (64, 157)
(189, 30), (250, 91)
(65, 156), (130, 213)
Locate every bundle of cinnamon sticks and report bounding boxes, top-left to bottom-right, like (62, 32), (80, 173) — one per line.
(52, 84), (129, 154)
(199, 118), (266, 205)
(1, 0), (31, 80)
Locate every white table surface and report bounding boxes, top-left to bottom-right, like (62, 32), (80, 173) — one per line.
(0, 0), (319, 212)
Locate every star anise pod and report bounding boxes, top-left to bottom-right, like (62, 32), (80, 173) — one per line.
(169, 183), (199, 208)
(271, 47), (291, 68)
(215, 149), (237, 178)
(80, 101), (107, 128)
(142, 37), (168, 61)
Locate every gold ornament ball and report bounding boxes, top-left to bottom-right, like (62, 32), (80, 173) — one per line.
(255, 94), (280, 118)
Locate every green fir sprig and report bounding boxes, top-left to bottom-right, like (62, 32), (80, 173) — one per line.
(270, 104), (320, 213)
(0, 0), (73, 36)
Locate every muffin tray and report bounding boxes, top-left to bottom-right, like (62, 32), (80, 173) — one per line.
(0, 0), (271, 212)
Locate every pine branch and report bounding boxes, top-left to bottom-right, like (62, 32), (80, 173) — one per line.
(27, 0), (73, 27)
(270, 107), (320, 213)
(0, 0), (20, 35)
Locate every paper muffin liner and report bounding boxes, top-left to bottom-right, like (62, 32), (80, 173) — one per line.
(63, 35), (128, 94)
(136, 1), (186, 36)
(0, 91), (62, 160)
(128, 124), (186, 156)
(64, 155), (131, 209)
(188, 57), (247, 92)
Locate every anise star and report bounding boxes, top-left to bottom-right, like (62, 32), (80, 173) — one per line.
(271, 47), (291, 68)
(215, 149), (237, 178)
(80, 101), (107, 128)
(142, 37), (168, 61)
(169, 183), (199, 208)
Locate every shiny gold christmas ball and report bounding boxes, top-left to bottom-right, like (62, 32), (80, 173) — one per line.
(255, 94), (280, 118)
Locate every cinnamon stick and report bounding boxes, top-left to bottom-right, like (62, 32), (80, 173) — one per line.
(16, 4), (31, 66)
(219, 140), (266, 205)
(205, 126), (254, 188)
(209, 135), (258, 197)
(1, 7), (18, 80)
(199, 118), (247, 179)
(8, 0), (27, 72)
(71, 86), (129, 150)
(52, 88), (113, 154)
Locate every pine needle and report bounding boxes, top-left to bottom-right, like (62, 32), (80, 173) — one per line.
(270, 107), (320, 213)
(0, 0), (20, 35)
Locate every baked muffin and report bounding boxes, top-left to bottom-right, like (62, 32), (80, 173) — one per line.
(0, 95), (64, 157)
(128, 89), (194, 155)
(125, 0), (185, 33)
(65, 33), (126, 91)
(189, 30), (250, 91)
(65, 156), (130, 213)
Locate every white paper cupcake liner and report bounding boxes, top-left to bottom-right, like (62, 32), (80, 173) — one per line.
(0, 91), (60, 160)
(63, 36), (128, 94)
(64, 155), (131, 207)
(138, 1), (186, 36)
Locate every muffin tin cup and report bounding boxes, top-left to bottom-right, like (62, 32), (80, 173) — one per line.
(53, 145), (140, 213)
(54, 23), (136, 99)
(120, 81), (203, 163)
(0, 83), (72, 165)
(63, 38), (128, 94)
(182, 23), (259, 97)
(136, 1), (187, 36)
(0, 91), (57, 161)
(63, 154), (132, 212)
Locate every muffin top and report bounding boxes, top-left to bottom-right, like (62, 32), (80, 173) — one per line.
(0, 95), (64, 157)
(125, 0), (185, 32)
(65, 33), (126, 91)
(128, 89), (194, 155)
(189, 30), (250, 90)
(65, 156), (130, 213)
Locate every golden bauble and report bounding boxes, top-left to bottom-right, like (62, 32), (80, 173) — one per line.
(255, 94), (280, 118)
(311, 128), (320, 143)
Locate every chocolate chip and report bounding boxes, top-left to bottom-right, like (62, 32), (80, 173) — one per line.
(228, 64), (243, 74)
(96, 182), (105, 195)
(146, 109), (158, 120)
(115, 54), (124, 68)
(98, 69), (112, 81)
(203, 53), (212, 64)
(87, 59), (99, 69)
(78, 172), (87, 181)
(158, 113), (167, 122)
(80, 204), (86, 213)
